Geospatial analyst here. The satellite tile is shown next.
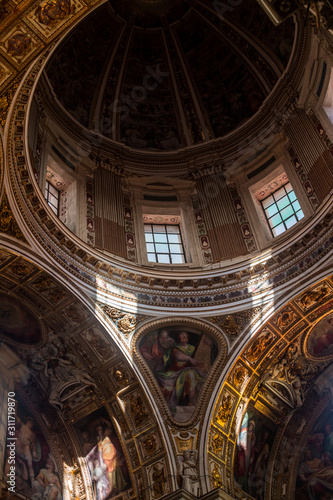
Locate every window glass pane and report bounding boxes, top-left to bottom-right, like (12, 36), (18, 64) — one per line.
(171, 254), (185, 264)
(49, 194), (58, 205)
(272, 223), (285, 237)
(152, 225), (166, 233)
(262, 195), (274, 209)
(49, 185), (58, 197)
(155, 244), (169, 253)
(154, 233), (168, 243)
(167, 234), (181, 244)
(292, 200), (301, 212)
(48, 203), (58, 215)
(145, 233), (154, 242)
(261, 182), (303, 238)
(280, 206), (294, 220)
(169, 244), (183, 254)
(285, 215), (297, 229)
(288, 191), (297, 202)
(144, 222), (185, 264)
(157, 254), (170, 263)
(269, 213), (282, 228)
(166, 225), (179, 233)
(276, 196), (289, 211)
(265, 204), (278, 218)
(273, 187), (286, 201)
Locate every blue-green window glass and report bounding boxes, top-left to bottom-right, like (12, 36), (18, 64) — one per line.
(261, 182), (304, 237)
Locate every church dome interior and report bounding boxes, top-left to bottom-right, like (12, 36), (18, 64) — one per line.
(1, 1), (333, 500)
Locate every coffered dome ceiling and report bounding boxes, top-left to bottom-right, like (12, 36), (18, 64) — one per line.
(45, 0), (295, 151)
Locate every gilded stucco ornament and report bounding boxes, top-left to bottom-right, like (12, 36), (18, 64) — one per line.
(0, 192), (25, 240)
(36, 0), (72, 26)
(7, 33), (32, 57)
(130, 394), (149, 427)
(151, 463), (166, 499)
(216, 394), (233, 427)
(211, 432), (224, 456)
(142, 433), (157, 456)
(100, 304), (137, 335)
(211, 464), (222, 489)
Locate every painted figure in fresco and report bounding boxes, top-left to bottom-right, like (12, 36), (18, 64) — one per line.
(140, 328), (175, 373)
(313, 318), (333, 354)
(235, 418), (256, 492)
(249, 430), (270, 500)
(96, 421), (126, 496)
(156, 331), (206, 409)
(32, 458), (62, 500)
(81, 431), (95, 456)
(298, 448), (333, 500)
(91, 459), (108, 500)
(16, 416), (40, 482)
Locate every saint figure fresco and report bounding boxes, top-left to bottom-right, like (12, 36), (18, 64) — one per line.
(235, 409), (276, 499)
(3, 398), (61, 500)
(307, 312), (333, 358)
(296, 409), (333, 500)
(75, 408), (130, 499)
(139, 327), (218, 421)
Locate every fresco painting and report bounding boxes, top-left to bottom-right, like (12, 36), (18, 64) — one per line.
(296, 409), (333, 500)
(3, 397), (61, 500)
(0, 293), (42, 344)
(75, 408), (131, 499)
(234, 408), (277, 499)
(139, 327), (218, 422)
(307, 312), (333, 358)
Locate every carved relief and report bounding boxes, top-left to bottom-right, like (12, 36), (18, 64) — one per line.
(7, 33), (32, 57)
(127, 393), (149, 429)
(272, 307), (299, 332)
(215, 392), (235, 429)
(229, 363), (250, 393)
(211, 463), (223, 489)
(139, 432), (161, 460)
(101, 305), (137, 335)
(0, 193), (25, 240)
(295, 284), (332, 311)
(147, 461), (168, 499)
(84, 327), (115, 362)
(210, 430), (225, 457)
(64, 304), (88, 324)
(244, 329), (275, 365)
(36, 0), (72, 26)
